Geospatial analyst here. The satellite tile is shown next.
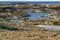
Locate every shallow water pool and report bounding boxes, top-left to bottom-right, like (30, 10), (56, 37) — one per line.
(27, 12), (49, 20)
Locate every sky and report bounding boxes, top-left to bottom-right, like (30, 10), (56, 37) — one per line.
(0, 0), (60, 1)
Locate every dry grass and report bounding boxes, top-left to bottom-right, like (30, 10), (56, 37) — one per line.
(0, 26), (60, 40)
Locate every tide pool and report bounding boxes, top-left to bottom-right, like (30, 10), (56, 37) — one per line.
(27, 12), (49, 20)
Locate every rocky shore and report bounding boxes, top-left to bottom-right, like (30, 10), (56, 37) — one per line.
(0, 3), (60, 40)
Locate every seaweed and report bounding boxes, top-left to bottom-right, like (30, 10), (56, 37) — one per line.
(0, 23), (32, 31)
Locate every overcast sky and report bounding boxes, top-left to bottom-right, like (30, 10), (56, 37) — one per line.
(0, 0), (60, 1)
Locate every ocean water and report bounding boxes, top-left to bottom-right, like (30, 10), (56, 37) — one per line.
(0, 2), (60, 4)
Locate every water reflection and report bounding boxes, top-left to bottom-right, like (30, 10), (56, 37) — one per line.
(37, 25), (60, 30)
(27, 12), (49, 20)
